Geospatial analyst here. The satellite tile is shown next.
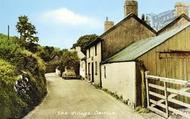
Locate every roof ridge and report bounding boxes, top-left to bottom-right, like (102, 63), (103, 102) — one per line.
(100, 13), (156, 38)
(157, 14), (190, 34)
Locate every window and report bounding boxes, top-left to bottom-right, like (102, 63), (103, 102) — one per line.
(95, 62), (98, 75)
(104, 66), (106, 79)
(88, 49), (90, 58)
(88, 63), (90, 75)
(95, 44), (97, 56)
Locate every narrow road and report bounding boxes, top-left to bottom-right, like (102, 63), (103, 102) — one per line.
(23, 73), (157, 119)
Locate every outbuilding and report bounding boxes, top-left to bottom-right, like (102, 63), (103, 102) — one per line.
(101, 22), (190, 107)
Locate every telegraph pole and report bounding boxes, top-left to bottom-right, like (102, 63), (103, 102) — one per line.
(8, 25), (10, 40)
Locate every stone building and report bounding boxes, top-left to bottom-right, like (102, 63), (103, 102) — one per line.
(86, 0), (156, 86)
(85, 0), (190, 107)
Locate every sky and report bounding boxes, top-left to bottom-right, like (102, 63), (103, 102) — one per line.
(0, 0), (190, 49)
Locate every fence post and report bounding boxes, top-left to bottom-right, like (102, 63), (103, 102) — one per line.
(145, 71), (150, 108)
(164, 81), (169, 118)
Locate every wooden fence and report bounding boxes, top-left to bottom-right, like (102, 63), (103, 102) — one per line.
(145, 71), (190, 118)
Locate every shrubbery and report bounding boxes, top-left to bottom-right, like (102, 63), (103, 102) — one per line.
(0, 59), (27, 119)
(0, 59), (16, 83)
(72, 34), (98, 54)
(0, 34), (47, 119)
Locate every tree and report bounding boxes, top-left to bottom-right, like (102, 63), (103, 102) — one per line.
(59, 51), (80, 75)
(72, 34), (98, 54)
(16, 15), (39, 44)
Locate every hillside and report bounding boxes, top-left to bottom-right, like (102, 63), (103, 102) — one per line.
(0, 33), (47, 119)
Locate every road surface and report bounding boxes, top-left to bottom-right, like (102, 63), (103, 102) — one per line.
(23, 73), (162, 119)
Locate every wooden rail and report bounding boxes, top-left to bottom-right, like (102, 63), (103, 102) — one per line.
(145, 71), (190, 118)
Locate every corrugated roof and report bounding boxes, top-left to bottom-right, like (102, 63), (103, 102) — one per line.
(104, 22), (190, 63)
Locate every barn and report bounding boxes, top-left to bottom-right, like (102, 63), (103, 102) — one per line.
(101, 22), (190, 108)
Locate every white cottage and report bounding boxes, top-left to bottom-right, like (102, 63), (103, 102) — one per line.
(85, 39), (102, 85)
(70, 46), (86, 78)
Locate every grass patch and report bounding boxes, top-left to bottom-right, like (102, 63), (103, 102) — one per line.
(102, 88), (123, 101)
(94, 86), (149, 113)
(93, 83), (102, 89)
(135, 106), (150, 113)
(99, 87), (129, 106)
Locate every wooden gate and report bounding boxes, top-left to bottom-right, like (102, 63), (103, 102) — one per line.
(145, 71), (190, 118)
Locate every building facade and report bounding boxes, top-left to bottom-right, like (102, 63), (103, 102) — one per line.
(84, 0), (190, 107)
(85, 0), (156, 86)
(70, 46), (86, 78)
(103, 21), (190, 107)
(86, 41), (102, 85)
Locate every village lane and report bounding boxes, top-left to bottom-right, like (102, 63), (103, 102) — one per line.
(23, 73), (161, 119)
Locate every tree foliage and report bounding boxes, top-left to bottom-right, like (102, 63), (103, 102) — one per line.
(62, 51), (79, 69)
(38, 46), (67, 62)
(72, 34), (98, 54)
(58, 51), (80, 75)
(16, 16), (39, 44)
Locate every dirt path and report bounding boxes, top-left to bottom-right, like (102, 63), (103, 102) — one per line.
(23, 73), (161, 119)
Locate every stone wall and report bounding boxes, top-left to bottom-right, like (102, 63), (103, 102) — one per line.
(101, 17), (156, 61)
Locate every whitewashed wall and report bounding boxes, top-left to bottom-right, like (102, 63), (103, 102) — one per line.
(71, 46), (86, 78)
(80, 60), (86, 78)
(101, 62), (136, 107)
(86, 42), (101, 85)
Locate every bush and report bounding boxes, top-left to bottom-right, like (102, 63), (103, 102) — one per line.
(0, 34), (47, 119)
(0, 59), (28, 119)
(0, 59), (16, 83)
(0, 36), (23, 65)
(0, 35), (46, 75)
(60, 51), (80, 75)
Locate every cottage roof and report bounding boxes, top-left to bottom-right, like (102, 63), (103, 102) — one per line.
(100, 13), (157, 37)
(103, 22), (190, 63)
(85, 38), (101, 49)
(157, 14), (190, 34)
(85, 13), (156, 49)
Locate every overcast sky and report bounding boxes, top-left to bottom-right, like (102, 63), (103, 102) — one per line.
(0, 0), (190, 49)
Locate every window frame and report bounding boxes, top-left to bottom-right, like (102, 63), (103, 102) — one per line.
(95, 44), (97, 56)
(88, 48), (90, 58)
(95, 62), (98, 75)
(104, 66), (106, 79)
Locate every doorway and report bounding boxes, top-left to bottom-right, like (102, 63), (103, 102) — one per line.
(91, 62), (94, 82)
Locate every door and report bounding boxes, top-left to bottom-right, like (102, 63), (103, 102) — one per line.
(91, 62), (94, 82)
(88, 63), (90, 81)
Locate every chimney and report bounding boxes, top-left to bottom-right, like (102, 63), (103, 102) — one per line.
(142, 14), (150, 25)
(104, 17), (114, 31)
(145, 16), (150, 25)
(124, 0), (138, 17)
(175, 2), (189, 16)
